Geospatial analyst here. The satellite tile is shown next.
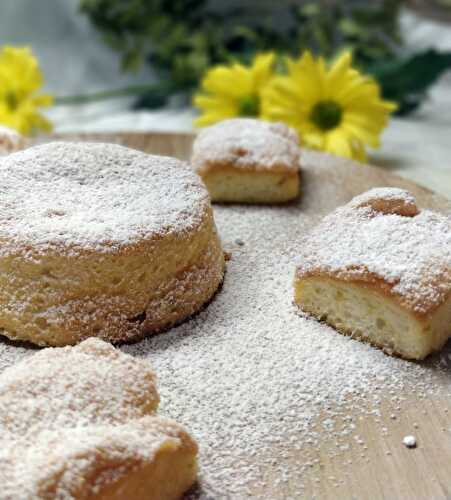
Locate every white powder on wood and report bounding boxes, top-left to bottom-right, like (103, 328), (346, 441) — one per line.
(0, 149), (449, 498)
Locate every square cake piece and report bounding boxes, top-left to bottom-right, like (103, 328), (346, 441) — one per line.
(294, 188), (451, 360)
(191, 118), (301, 204)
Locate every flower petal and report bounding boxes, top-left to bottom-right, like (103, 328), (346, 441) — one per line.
(0, 46), (53, 135)
(324, 129), (353, 158)
(252, 52), (275, 93)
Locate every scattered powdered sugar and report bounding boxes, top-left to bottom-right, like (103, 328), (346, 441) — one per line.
(296, 188), (451, 314)
(0, 142), (209, 257)
(191, 118), (301, 173)
(0, 150), (450, 497)
(121, 193), (448, 497)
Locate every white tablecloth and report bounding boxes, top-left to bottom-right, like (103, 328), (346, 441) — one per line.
(0, 1), (450, 198)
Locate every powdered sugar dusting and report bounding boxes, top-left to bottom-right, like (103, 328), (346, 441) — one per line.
(351, 187), (416, 205)
(0, 338), (158, 438)
(120, 199), (449, 497)
(296, 188), (451, 314)
(2, 416), (187, 499)
(0, 142), (209, 257)
(192, 118), (301, 173)
(0, 150), (450, 498)
(0, 338), (191, 498)
(350, 187), (419, 216)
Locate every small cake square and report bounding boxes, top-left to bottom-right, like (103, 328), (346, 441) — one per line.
(191, 118), (301, 203)
(294, 188), (451, 360)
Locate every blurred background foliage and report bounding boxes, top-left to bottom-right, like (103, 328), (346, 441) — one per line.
(79, 0), (451, 115)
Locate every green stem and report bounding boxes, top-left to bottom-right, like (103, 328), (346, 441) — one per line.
(54, 84), (167, 106)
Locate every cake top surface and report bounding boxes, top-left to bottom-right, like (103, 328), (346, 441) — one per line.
(0, 141), (210, 257)
(0, 338), (192, 499)
(0, 338), (159, 438)
(191, 118), (301, 173)
(296, 187), (451, 315)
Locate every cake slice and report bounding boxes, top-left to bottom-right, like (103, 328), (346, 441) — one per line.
(191, 118), (301, 203)
(294, 188), (451, 360)
(0, 338), (198, 499)
(4, 417), (198, 500)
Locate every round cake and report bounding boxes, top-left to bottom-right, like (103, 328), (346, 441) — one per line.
(0, 141), (224, 346)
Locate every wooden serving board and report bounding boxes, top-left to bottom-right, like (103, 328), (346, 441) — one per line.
(9, 133), (451, 499)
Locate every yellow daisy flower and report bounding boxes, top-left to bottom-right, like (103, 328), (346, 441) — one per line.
(193, 53), (275, 127)
(0, 46), (53, 135)
(262, 51), (397, 161)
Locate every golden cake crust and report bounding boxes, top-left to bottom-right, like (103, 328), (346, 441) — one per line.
(0, 338), (198, 500)
(0, 142), (225, 346)
(295, 187), (451, 319)
(294, 275), (451, 360)
(294, 188), (451, 359)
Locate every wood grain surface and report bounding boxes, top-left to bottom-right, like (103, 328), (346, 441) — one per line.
(19, 133), (451, 498)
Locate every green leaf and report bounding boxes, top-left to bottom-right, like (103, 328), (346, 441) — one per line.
(339, 18), (364, 37)
(132, 83), (174, 109)
(300, 2), (321, 17)
(367, 49), (451, 115)
(121, 49), (143, 72)
(79, 0), (404, 109)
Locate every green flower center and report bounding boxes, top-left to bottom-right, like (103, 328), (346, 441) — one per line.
(238, 94), (260, 117)
(5, 92), (19, 111)
(310, 100), (342, 131)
